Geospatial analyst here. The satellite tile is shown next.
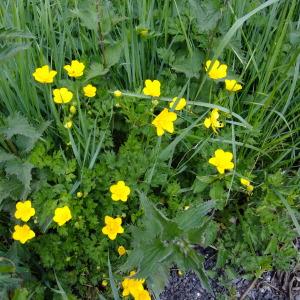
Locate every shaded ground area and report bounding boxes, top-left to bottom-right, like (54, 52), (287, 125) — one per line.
(161, 241), (300, 299)
(161, 269), (300, 300)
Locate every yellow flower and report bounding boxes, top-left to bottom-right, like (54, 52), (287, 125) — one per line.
(143, 79), (161, 97)
(205, 60), (227, 80)
(14, 200), (35, 222)
(240, 178), (254, 193)
(134, 289), (151, 300)
(204, 109), (224, 134)
(53, 206), (72, 226)
(117, 245), (127, 256)
(64, 121), (73, 129)
(114, 90), (122, 97)
(102, 216), (124, 240)
(122, 271), (145, 298)
(64, 60), (85, 77)
(169, 97), (187, 111)
(32, 65), (57, 83)
(70, 105), (77, 114)
(12, 224), (35, 244)
(225, 79), (242, 92)
(77, 191), (83, 198)
(209, 149), (234, 174)
(83, 84), (97, 97)
(53, 88), (73, 104)
(152, 108), (177, 136)
(110, 181), (131, 202)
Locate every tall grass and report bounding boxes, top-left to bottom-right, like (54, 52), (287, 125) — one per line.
(0, 0), (299, 212)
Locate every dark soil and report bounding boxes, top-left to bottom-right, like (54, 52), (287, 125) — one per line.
(160, 241), (300, 300)
(160, 269), (300, 300)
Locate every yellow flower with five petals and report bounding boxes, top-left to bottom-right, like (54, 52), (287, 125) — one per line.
(209, 149), (234, 174)
(32, 65), (57, 83)
(204, 109), (224, 134)
(110, 181), (131, 202)
(12, 224), (35, 244)
(14, 200), (35, 222)
(102, 216), (124, 240)
(152, 108), (177, 136)
(64, 60), (85, 77)
(53, 88), (73, 104)
(143, 80), (161, 97)
(83, 84), (97, 97)
(205, 60), (227, 80)
(53, 206), (72, 226)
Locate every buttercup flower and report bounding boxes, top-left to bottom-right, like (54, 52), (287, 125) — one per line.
(135, 289), (151, 300)
(33, 65), (57, 83)
(143, 80), (161, 97)
(225, 79), (242, 92)
(83, 84), (97, 97)
(152, 108), (177, 136)
(240, 178), (254, 193)
(53, 206), (72, 226)
(209, 149), (234, 174)
(204, 109), (224, 134)
(64, 60), (85, 77)
(102, 216), (124, 240)
(122, 271), (145, 298)
(169, 97), (187, 111)
(12, 224), (35, 244)
(14, 200), (35, 222)
(53, 88), (73, 104)
(64, 121), (73, 129)
(110, 181), (131, 202)
(114, 90), (122, 97)
(118, 245), (126, 256)
(205, 60), (227, 80)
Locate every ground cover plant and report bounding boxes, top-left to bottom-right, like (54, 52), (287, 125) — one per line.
(0, 0), (300, 299)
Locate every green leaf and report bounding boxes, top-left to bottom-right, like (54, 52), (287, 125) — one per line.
(139, 191), (181, 240)
(188, 0), (221, 32)
(174, 200), (215, 230)
(71, 7), (99, 31)
(12, 288), (29, 300)
(171, 49), (203, 78)
(5, 160), (33, 196)
(104, 42), (123, 67)
(85, 63), (109, 82)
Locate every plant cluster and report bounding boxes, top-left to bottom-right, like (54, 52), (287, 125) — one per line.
(0, 0), (299, 299)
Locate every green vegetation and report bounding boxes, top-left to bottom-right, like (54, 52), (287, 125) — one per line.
(0, 0), (299, 299)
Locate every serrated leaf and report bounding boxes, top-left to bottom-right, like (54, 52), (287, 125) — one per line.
(104, 42), (123, 67)
(5, 160), (33, 196)
(71, 7), (99, 31)
(0, 151), (15, 163)
(84, 63), (109, 82)
(171, 49), (203, 78)
(139, 192), (181, 240)
(175, 200), (215, 230)
(188, 0), (221, 32)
